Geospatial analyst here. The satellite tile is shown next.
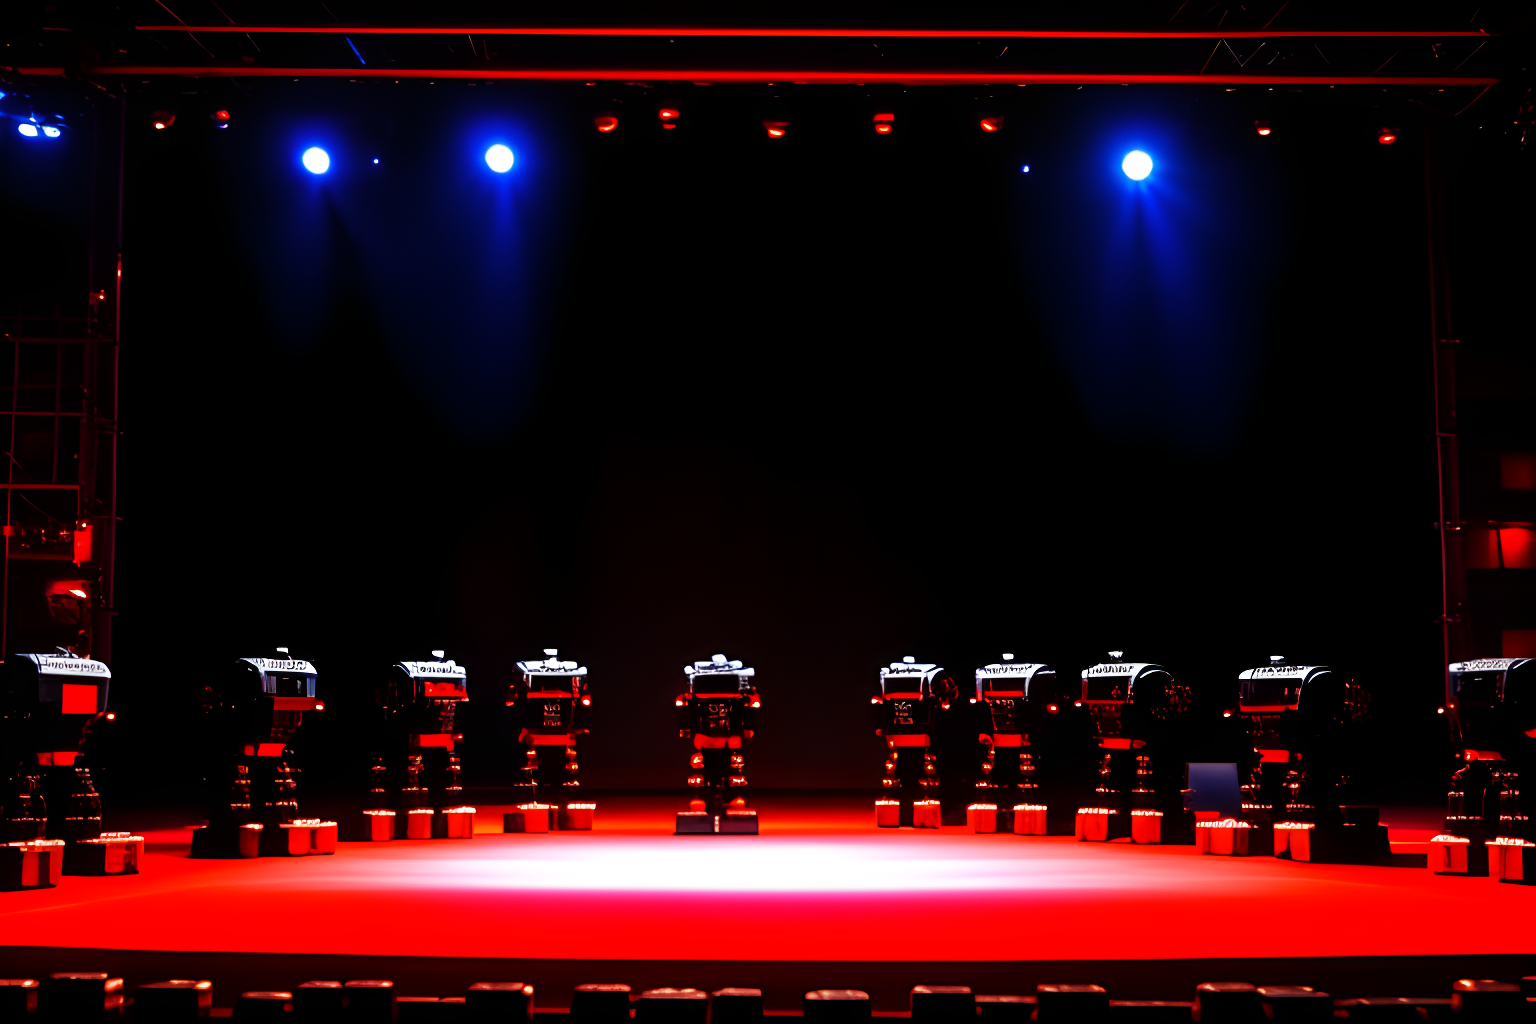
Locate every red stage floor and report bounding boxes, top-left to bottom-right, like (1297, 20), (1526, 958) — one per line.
(0, 797), (1519, 965)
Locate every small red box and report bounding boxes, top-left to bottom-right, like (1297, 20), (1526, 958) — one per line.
(967, 803), (998, 833)
(1075, 808), (1115, 842)
(278, 820), (338, 856)
(437, 807), (476, 839)
(1013, 804), (1047, 836)
(402, 809), (435, 840)
(64, 833), (143, 875)
(1131, 809), (1163, 845)
(912, 800), (941, 829)
(504, 805), (550, 834)
(559, 803), (595, 830)
(363, 810), (395, 842)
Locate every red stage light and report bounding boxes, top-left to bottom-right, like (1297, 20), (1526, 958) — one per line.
(105, 713), (116, 721)
(1438, 707), (1446, 714)
(1254, 120), (1271, 136)
(152, 110), (175, 130)
(763, 120), (788, 138)
(1047, 704), (1059, 713)
(1377, 128), (1397, 145)
(873, 112), (894, 135)
(980, 117), (1002, 133)
(594, 115), (619, 132)
(659, 108), (680, 129)
(1222, 710), (1233, 718)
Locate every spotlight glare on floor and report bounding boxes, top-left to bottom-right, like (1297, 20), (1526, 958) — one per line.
(980, 117), (1002, 133)
(485, 144), (514, 173)
(1377, 128), (1397, 145)
(1121, 150), (1153, 180)
(17, 123), (38, 137)
(1255, 120), (1272, 136)
(302, 147), (331, 174)
(873, 112), (894, 135)
(152, 110), (175, 130)
(594, 115), (619, 133)
(763, 120), (788, 138)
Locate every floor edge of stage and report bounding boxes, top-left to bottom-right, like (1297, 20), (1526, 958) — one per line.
(4, 947), (1535, 1009)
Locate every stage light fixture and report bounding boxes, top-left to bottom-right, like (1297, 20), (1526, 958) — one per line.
(302, 147), (331, 174)
(659, 108), (680, 129)
(152, 110), (175, 130)
(484, 144), (514, 173)
(211, 109), (231, 129)
(17, 123), (38, 137)
(1377, 128), (1397, 145)
(980, 117), (1002, 133)
(763, 120), (788, 138)
(594, 115), (619, 133)
(873, 112), (894, 135)
(1121, 150), (1153, 180)
(1021, 164), (1031, 173)
(1255, 120), (1272, 136)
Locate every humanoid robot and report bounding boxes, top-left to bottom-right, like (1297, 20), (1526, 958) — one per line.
(1078, 652), (1193, 843)
(675, 653), (759, 834)
(1440, 657), (1536, 873)
(972, 654), (1066, 833)
(192, 648), (322, 857)
(0, 648), (112, 843)
(873, 656), (957, 828)
(1236, 656), (1364, 824)
(508, 649), (592, 828)
(376, 652), (470, 839)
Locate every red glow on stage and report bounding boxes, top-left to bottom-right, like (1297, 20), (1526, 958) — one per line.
(212, 109), (231, 122)
(873, 112), (894, 135)
(0, 797), (1504, 966)
(1255, 120), (1271, 135)
(659, 108), (680, 121)
(1047, 704), (1059, 713)
(1378, 128), (1397, 144)
(594, 115), (619, 132)
(979, 117), (1001, 132)
(152, 110), (175, 129)
(763, 120), (788, 138)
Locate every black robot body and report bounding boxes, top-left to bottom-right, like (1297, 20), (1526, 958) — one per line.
(375, 652), (471, 836)
(1078, 652), (1193, 843)
(1444, 657), (1536, 855)
(193, 648), (322, 856)
(509, 649), (590, 808)
(873, 656), (956, 827)
(677, 653), (758, 817)
(1, 649), (112, 842)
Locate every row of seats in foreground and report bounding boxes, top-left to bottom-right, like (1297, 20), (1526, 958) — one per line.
(3, 975), (1535, 1021)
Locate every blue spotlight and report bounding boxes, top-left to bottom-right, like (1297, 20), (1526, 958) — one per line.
(1021, 164), (1031, 173)
(484, 144), (514, 173)
(302, 147), (331, 175)
(17, 123), (38, 137)
(41, 125), (61, 138)
(1121, 150), (1153, 181)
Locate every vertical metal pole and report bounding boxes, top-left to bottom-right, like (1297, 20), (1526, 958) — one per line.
(1424, 111), (1466, 707)
(2, 338), (18, 663)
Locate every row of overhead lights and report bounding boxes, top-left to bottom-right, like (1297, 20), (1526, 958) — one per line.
(1253, 119), (1397, 144)
(597, 108), (989, 137)
(607, 109), (1399, 144)
(133, 103), (1401, 147)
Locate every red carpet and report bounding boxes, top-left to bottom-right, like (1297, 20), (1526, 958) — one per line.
(0, 797), (1519, 963)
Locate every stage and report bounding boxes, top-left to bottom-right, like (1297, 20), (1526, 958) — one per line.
(2, 796), (1531, 1008)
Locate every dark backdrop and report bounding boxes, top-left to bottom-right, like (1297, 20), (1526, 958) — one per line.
(3, 78), (1527, 811)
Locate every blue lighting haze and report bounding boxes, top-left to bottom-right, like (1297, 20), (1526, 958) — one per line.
(1017, 100), (1286, 454)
